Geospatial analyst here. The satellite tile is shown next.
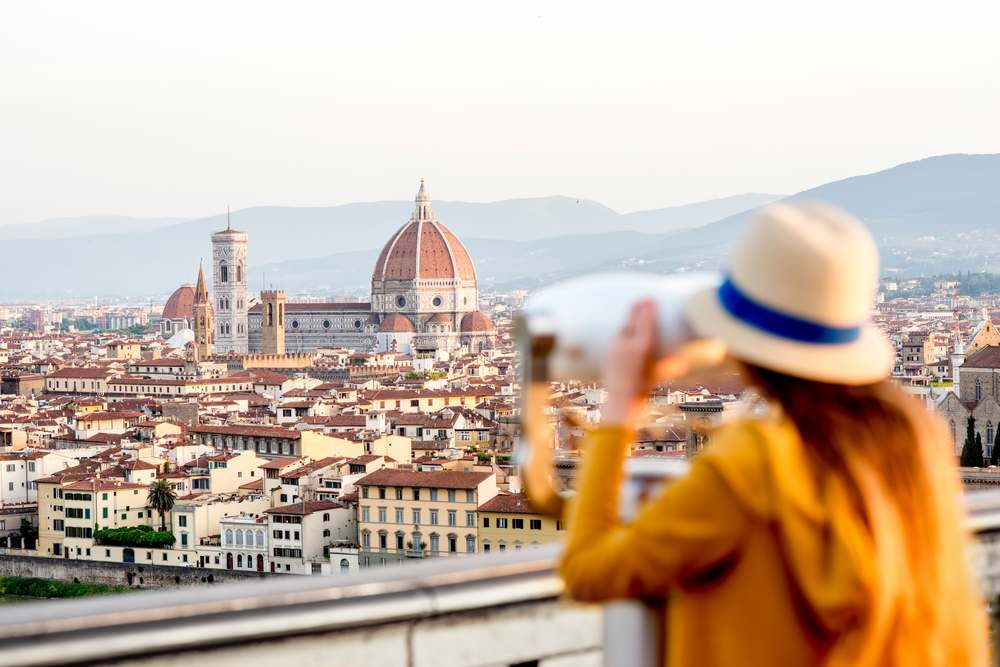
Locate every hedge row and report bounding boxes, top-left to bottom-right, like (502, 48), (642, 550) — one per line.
(93, 525), (176, 548)
(0, 577), (130, 598)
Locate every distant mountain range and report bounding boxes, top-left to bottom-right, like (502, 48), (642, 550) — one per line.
(2, 153), (999, 299)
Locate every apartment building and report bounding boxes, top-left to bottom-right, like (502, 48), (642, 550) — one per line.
(355, 469), (498, 568)
(477, 492), (565, 553)
(37, 478), (149, 558)
(265, 500), (343, 574)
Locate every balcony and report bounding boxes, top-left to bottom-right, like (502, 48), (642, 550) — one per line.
(0, 543), (601, 667)
(3, 491), (1000, 666)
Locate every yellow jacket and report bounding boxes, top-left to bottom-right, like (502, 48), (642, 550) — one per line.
(561, 415), (983, 666)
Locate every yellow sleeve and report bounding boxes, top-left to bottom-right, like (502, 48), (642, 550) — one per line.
(560, 427), (752, 602)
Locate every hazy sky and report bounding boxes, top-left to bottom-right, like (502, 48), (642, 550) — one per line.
(2, 1), (998, 225)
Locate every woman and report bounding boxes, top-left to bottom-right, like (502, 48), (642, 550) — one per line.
(560, 203), (985, 666)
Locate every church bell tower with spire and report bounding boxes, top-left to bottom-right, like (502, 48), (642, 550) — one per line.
(192, 262), (214, 360)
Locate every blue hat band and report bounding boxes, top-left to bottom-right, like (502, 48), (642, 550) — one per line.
(718, 278), (861, 345)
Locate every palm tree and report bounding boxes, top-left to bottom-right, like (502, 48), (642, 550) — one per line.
(147, 479), (177, 532)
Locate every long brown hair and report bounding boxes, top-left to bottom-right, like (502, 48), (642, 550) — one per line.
(742, 364), (983, 667)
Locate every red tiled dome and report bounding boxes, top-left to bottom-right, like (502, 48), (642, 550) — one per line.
(372, 181), (477, 283)
(426, 313), (451, 323)
(162, 285), (196, 320)
(460, 311), (495, 333)
(378, 313), (416, 333)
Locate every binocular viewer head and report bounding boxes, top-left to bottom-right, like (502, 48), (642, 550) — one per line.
(514, 271), (728, 518)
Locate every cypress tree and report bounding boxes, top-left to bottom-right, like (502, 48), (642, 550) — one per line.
(975, 432), (985, 468)
(960, 415), (980, 467)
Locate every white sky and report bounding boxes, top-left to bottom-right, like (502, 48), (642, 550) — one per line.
(2, 1), (998, 225)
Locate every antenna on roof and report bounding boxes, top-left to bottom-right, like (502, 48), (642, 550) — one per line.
(227, 205), (231, 231)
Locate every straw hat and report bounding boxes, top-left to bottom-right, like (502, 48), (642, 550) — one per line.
(685, 201), (893, 385)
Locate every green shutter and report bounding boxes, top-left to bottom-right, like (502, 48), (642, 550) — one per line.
(102, 508), (108, 519)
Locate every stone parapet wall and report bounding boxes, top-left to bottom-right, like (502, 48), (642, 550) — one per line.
(0, 553), (289, 588)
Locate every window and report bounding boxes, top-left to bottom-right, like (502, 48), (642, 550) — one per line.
(362, 487), (369, 499)
(430, 510), (438, 525)
(102, 508), (108, 519)
(395, 488), (403, 500)
(483, 543), (490, 554)
(362, 508), (370, 522)
(990, 421), (996, 458)
(179, 515), (187, 527)
(412, 488), (420, 501)
(396, 509), (404, 524)
(411, 400), (419, 407)
(483, 517), (490, 528)
(430, 490), (438, 501)
(379, 488), (386, 500)
(396, 534), (404, 549)
(499, 542), (506, 552)
(121, 513), (127, 520)
(379, 533), (387, 549)
(430, 535), (439, 552)
(514, 541), (522, 551)
(448, 490), (456, 502)
(448, 511), (457, 527)
(466, 512), (475, 527)
(497, 518), (508, 529)
(181, 533), (188, 547)
(467, 537), (475, 553)
(512, 518), (524, 530)
(448, 536), (457, 553)
(976, 378), (982, 401)
(413, 509), (421, 524)
(236, 531), (243, 546)
(323, 513), (330, 521)
(280, 494), (288, 503)
(379, 508), (386, 523)
(226, 530), (233, 545)
(530, 519), (542, 530)
(362, 532), (370, 548)
(466, 491), (474, 503)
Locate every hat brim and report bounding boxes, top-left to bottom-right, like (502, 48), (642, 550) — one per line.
(684, 285), (893, 386)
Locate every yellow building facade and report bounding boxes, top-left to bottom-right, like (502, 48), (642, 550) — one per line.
(477, 492), (565, 553)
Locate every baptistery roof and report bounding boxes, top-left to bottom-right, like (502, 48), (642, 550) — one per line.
(162, 285), (196, 321)
(372, 181), (477, 283)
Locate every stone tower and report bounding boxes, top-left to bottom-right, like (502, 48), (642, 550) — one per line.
(261, 289), (286, 355)
(211, 214), (249, 354)
(192, 262), (214, 360)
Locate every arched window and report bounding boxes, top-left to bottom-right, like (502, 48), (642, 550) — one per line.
(220, 262), (228, 283)
(976, 378), (982, 400)
(226, 529), (233, 545)
(340, 558), (350, 574)
(236, 530), (243, 546)
(225, 298), (230, 311)
(236, 263), (242, 283)
(237, 554), (243, 568)
(256, 531), (264, 547)
(266, 303), (273, 327)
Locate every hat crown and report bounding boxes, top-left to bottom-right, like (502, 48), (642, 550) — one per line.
(729, 202), (878, 329)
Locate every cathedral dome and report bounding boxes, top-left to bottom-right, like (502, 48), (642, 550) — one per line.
(372, 181), (477, 282)
(162, 285), (196, 320)
(378, 313), (416, 333)
(426, 313), (451, 323)
(460, 311), (496, 333)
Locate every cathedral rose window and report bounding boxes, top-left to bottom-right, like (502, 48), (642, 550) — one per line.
(433, 297), (442, 307)
(397, 297), (406, 308)
(291, 320), (299, 330)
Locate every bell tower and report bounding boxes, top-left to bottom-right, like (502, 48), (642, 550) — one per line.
(211, 210), (249, 354)
(192, 262), (213, 360)
(261, 288), (285, 355)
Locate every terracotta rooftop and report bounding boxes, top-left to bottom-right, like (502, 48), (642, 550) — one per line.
(356, 468), (492, 490)
(478, 491), (539, 515)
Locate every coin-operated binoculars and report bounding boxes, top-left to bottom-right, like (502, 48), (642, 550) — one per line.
(514, 271), (727, 519)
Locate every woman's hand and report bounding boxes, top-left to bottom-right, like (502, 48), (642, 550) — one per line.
(601, 299), (687, 428)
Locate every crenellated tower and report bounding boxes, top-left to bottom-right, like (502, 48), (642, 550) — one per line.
(261, 288), (286, 355)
